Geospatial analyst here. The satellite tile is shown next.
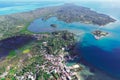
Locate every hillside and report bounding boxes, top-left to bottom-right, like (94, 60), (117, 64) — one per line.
(0, 4), (116, 40)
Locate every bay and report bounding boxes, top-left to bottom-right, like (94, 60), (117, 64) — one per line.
(1, 1), (120, 79)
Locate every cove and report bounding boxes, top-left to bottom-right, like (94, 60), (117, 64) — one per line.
(28, 16), (120, 79)
(27, 17), (99, 33)
(78, 33), (120, 79)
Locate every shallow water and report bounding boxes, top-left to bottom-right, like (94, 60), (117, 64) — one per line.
(28, 17), (120, 79)
(1, 1), (120, 79)
(0, 1), (64, 15)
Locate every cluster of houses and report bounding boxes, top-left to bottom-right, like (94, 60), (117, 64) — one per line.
(16, 72), (36, 80)
(14, 32), (80, 80)
(41, 54), (81, 80)
(15, 53), (81, 80)
(33, 34), (49, 40)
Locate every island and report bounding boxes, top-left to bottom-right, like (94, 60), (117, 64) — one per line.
(0, 4), (116, 40)
(0, 3), (116, 80)
(92, 30), (109, 40)
(50, 24), (57, 28)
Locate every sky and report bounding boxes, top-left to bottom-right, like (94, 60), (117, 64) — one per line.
(0, 0), (120, 2)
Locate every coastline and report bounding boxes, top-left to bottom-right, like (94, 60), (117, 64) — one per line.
(0, 3), (116, 40)
(0, 3), (119, 80)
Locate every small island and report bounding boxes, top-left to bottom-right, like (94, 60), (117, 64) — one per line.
(0, 3), (117, 80)
(92, 30), (109, 40)
(50, 24), (57, 28)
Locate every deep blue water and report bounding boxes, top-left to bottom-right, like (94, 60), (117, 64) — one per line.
(78, 33), (120, 78)
(76, 2), (120, 78)
(27, 2), (120, 78)
(0, 35), (35, 58)
(1, 1), (120, 79)
(28, 16), (120, 79)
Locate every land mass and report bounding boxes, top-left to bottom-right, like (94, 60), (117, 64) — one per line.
(0, 31), (85, 80)
(0, 3), (117, 80)
(92, 30), (109, 40)
(0, 3), (116, 40)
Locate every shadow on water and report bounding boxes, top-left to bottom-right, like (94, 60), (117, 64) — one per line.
(0, 35), (36, 58)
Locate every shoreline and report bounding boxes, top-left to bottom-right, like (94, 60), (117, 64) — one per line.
(92, 30), (109, 40)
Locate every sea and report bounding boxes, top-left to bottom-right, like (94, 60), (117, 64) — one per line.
(0, 1), (120, 80)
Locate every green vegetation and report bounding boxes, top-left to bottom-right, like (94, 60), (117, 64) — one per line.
(37, 70), (51, 80)
(0, 67), (5, 75)
(23, 49), (30, 54)
(19, 22), (34, 35)
(0, 3), (115, 80)
(9, 68), (17, 75)
(51, 71), (59, 79)
(0, 31), (76, 80)
(0, 4), (115, 40)
(0, 78), (5, 80)
(7, 50), (16, 59)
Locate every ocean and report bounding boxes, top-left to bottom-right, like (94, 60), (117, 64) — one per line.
(0, 1), (120, 79)
(0, 1), (64, 15)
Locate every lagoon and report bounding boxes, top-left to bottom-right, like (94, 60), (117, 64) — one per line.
(1, 1), (120, 79)
(27, 13), (120, 79)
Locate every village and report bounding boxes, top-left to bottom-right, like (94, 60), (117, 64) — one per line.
(16, 50), (82, 80)
(42, 53), (82, 80)
(14, 31), (83, 80)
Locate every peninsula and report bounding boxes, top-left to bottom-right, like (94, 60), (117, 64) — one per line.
(0, 31), (83, 80)
(0, 4), (116, 40)
(0, 3), (116, 80)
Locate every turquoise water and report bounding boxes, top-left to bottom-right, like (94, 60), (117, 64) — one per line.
(0, 1), (64, 15)
(27, 2), (120, 78)
(28, 17), (120, 79)
(1, 1), (120, 79)
(28, 17), (98, 33)
(76, 2), (120, 78)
